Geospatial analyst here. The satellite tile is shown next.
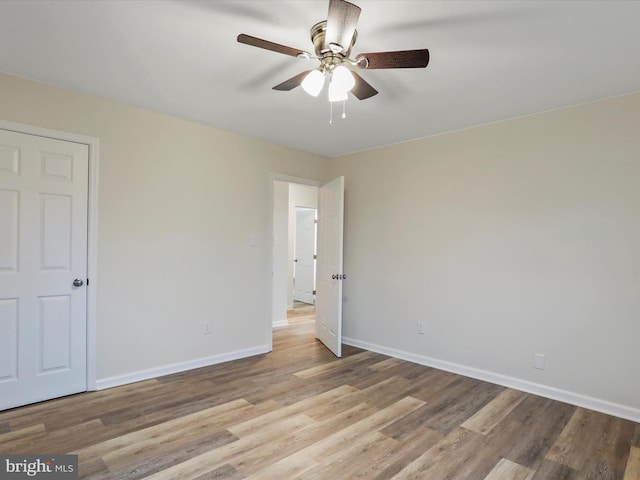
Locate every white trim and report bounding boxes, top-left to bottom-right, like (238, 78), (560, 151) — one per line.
(0, 118), (99, 392)
(272, 319), (289, 328)
(96, 345), (270, 390)
(343, 336), (640, 423)
(270, 173), (323, 188)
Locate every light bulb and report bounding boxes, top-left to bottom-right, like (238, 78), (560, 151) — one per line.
(332, 65), (355, 92)
(328, 80), (348, 102)
(301, 70), (325, 97)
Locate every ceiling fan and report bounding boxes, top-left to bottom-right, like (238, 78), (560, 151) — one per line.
(237, 0), (430, 102)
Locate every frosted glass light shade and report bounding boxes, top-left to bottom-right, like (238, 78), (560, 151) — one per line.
(301, 70), (325, 97)
(332, 66), (355, 91)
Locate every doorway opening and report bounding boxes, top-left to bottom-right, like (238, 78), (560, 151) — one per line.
(272, 180), (318, 331)
(271, 175), (344, 357)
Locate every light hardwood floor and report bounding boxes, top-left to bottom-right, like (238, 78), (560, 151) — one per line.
(1, 311), (639, 479)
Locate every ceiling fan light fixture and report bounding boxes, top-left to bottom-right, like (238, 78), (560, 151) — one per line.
(237, 0), (430, 111)
(301, 69), (325, 97)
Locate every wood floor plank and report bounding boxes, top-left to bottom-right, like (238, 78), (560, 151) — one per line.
(369, 426), (445, 480)
(294, 350), (379, 379)
(295, 431), (399, 480)
(303, 384), (372, 421)
(241, 449), (318, 480)
(368, 357), (406, 371)
(462, 389), (528, 435)
(76, 399), (251, 467)
(531, 459), (581, 480)
(353, 376), (415, 409)
(227, 385), (357, 437)
(0, 423), (46, 448)
(96, 430), (238, 480)
(193, 464), (246, 480)
(390, 427), (482, 480)
(547, 408), (606, 469)
(547, 407), (636, 478)
(230, 402), (380, 476)
(582, 414), (636, 480)
(624, 446), (640, 480)
(401, 376), (503, 435)
(493, 395), (576, 471)
(292, 396), (424, 462)
(143, 413), (317, 479)
(633, 425), (640, 448)
(79, 457), (110, 479)
(36, 419), (106, 454)
(483, 458), (536, 480)
(236, 397), (424, 480)
(350, 360), (433, 391)
(406, 370), (475, 404)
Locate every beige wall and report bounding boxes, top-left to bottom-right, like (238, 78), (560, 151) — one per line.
(0, 72), (329, 383)
(330, 92), (640, 416)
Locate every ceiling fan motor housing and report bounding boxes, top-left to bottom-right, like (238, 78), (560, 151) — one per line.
(311, 20), (357, 70)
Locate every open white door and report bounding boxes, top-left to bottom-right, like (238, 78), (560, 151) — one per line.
(315, 176), (344, 357)
(0, 129), (88, 410)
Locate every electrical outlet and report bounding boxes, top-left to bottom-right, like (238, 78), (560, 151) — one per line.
(417, 321), (425, 335)
(203, 321), (212, 335)
(534, 353), (545, 370)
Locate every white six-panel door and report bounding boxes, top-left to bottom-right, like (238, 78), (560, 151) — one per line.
(0, 129), (88, 410)
(315, 177), (344, 357)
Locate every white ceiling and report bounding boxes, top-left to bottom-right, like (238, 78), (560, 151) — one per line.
(1, 0), (639, 157)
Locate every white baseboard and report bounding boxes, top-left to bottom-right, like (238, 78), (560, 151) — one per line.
(95, 345), (270, 391)
(343, 336), (640, 423)
(272, 319), (289, 328)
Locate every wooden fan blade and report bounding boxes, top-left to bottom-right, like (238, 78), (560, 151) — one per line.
(237, 34), (306, 58)
(356, 49), (430, 69)
(273, 71), (312, 91)
(350, 72), (378, 100)
(325, 0), (361, 53)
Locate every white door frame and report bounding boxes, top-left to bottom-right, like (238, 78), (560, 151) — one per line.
(0, 118), (99, 391)
(268, 173), (321, 352)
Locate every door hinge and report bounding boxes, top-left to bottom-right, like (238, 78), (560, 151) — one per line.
(313, 290), (316, 295)
(313, 254), (317, 259)
(314, 219), (318, 224)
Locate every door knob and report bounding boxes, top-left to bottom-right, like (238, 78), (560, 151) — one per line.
(73, 278), (84, 287)
(332, 274), (337, 280)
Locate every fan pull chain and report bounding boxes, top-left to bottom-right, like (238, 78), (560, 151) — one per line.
(329, 101), (347, 126)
